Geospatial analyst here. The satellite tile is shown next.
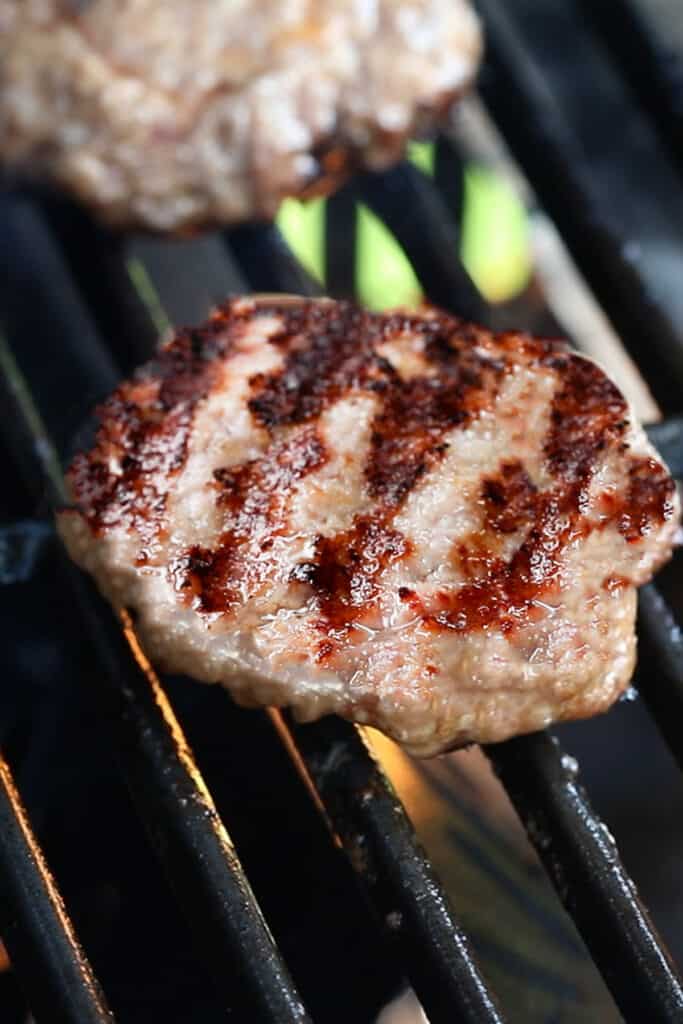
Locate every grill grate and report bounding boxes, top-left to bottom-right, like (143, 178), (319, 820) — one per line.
(2, 1), (683, 1021)
(0, 753), (113, 1024)
(281, 713), (503, 1024)
(476, 0), (683, 412)
(487, 735), (683, 1019)
(577, 0), (683, 181)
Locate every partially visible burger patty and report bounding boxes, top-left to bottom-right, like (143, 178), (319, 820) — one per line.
(57, 297), (680, 756)
(0, 0), (482, 231)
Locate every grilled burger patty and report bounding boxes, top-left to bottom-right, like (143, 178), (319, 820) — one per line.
(0, 0), (482, 231)
(58, 297), (679, 756)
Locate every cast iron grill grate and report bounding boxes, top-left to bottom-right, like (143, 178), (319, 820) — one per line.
(2, 1), (683, 1021)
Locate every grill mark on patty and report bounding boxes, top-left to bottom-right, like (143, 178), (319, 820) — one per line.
(412, 354), (675, 635)
(247, 302), (513, 442)
(67, 314), (236, 554)
(69, 299), (676, 648)
(617, 457), (676, 542)
(365, 333), (505, 504)
(543, 353), (629, 481)
(294, 517), (410, 650)
(482, 460), (538, 535)
(240, 301), (510, 643)
(247, 302), (388, 429)
(173, 426), (327, 613)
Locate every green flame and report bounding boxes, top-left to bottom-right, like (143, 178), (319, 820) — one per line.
(276, 196), (326, 285)
(275, 145), (531, 310)
(460, 164), (531, 304)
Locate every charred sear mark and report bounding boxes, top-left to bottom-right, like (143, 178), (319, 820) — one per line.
(366, 341), (504, 505)
(423, 355), (673, 636)
(213, 426), (326, 524)
(307, 517), (410, 647)
(247, 302), (504, 478)
(173, 427), (326, 612)
(247, 303), (382, 429)
(240, 301), (511, 644)
(540, 355), (673, 543)
(543, 352), (628, 480)
(247, 305), (509, 511)
(67, 315), (238, 551)
(67, 302), (282, 547)
(424, 490), (572, 636)
(618, 457), (676, 542)
(482, 461), (538, 534)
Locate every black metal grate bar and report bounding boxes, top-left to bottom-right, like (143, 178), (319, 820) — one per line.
(281, 713), (505, 1024)
(0, 750), (114, 1024)
(0, 195), (121, 458)
(577, 0), (683, 179)
(325, 188), (357, 300)
(129, 233), (248, 334)
(214, 220), (507, 1020)
(70, 591), (312, 1024)
(355, 162), (489, 323)
(486, 734), (683, 1020)
(0, 284), (312, 1023)
(225, 222), (322, 297)
(38, 197), (160, 374)
(434, 136), (467, 228)
(118, 212), (506, 1023)
(475, 0), (683, 411)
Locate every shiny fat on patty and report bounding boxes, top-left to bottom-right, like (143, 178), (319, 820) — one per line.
(57, 297), (680, 756)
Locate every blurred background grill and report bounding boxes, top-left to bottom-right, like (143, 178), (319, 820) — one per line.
(2, 1), (683, 1021)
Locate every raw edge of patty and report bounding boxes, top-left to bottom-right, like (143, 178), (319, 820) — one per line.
(57, 296), (680, 756)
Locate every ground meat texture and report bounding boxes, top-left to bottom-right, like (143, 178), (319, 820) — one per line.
(57, 297), (680, 756)
(0, 0), (482, 231)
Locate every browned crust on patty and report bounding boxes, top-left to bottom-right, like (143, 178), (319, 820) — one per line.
(67, 299), (677, 649)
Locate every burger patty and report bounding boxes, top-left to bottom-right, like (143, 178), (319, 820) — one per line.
(0, 0), (482, 231)
(57, 297), (680, 756)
